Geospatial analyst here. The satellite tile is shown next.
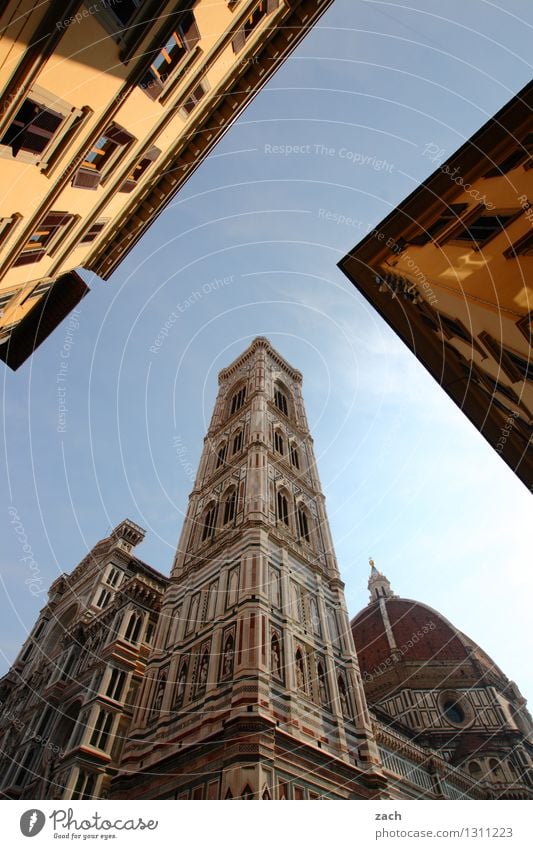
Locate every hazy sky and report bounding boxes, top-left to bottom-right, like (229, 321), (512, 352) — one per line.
(1, 0), (532, 706)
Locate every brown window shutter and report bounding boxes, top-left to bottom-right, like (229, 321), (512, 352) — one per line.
(232, 28), (246, 53)
(139, 71), (165, 101)
(105, 124), (134, 145)
(42, 212), (72, 227)
(267, 0), (280, 11)
(144, 145), (161, 162)
(71, 168), (101, 190)
(182, 15), (200, 50)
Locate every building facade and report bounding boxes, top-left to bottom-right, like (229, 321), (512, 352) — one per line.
(0, 0), (334, 368)
(339, 80), (533, 490)
(1, 339), (531, 799)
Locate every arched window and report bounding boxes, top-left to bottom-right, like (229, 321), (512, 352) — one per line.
(215, 442), (227, 469)
(489, 758), (505, 782)
(277, 490), (289, 526)
(223, 488), (237, 524)
(230, 385), (246, 415)
(124, 612), (143, 644)
(290, 443), (300, 469)
(274, 386), (288, 416)
(71, 770), (96, 800)
(232, 430), (243, 455)
(297, 507), (310, 542)
(89, 708), (113, 750)
(274, 430), (284, 455)
(201, 503), (217, 541)
(468, 761), (482, 779)
(262, 787), (271, 800)
(242, 784), (254, 799)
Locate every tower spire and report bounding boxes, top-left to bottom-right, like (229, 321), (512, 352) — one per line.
(368, 557), (395, 602)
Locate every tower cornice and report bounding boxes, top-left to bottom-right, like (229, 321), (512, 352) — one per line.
(218, 337), (303, 385)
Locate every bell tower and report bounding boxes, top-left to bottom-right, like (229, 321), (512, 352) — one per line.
(114, 337), (385, 800)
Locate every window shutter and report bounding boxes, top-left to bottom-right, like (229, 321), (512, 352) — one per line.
(144, 145), (161, 162)
(105, 124), (134, 145)
(139, 70), (165, 101)
(42, 212), (72, 227)
(71, 168), (101, 190)
(232, 28), (246, 53)
(267, 0), (280, 11)
(182, 15), (200, 50)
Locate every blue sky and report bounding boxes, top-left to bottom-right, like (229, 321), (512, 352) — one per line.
(1, 0), (532, 706)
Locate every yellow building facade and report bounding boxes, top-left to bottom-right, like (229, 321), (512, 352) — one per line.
(340, 81), (533, 490)
(0, 0), (333, 368)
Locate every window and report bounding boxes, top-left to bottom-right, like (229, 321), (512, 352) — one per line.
(504, 228), (533, 258)
(105, 668), (127, 701)
(223, 489), (237, 524)
(20, 279), (53, 305)
(73, 124), (135, 189)
(290, 444), (300, 469)
(407, 204), (468, 246)
(468, 761), (482, 779)
(140, 13), (201, 100)
(145, 621), (155, 644)
(442, 699), (465, 724)
(230, 386), (246, 415)
(110, 0), (144, 26)
(216, 443), (227, 468)
(95, 588), (111, 608)
(0, 289), (17, 315)
(80, 219), (108, 244)
(274, 387), (288, 415)
(119, 146), (161, 192)
(124, 613), (144, 644)
(202, 504), (217, 541)
(232, 430), (243, 454)
(448, 208), (521, 248)
(71, 770), (96, 800)
(180, 80), (209, 117)
(0, 214), (22, 250)
(484, 134), (533, 177)
(295, 648), (306, 692)
(277, 491), (289, 526)
(477, 370), (520, 405)
(0, 97), (63, 157)
(105, 566), (121, 587)
(505, 349), (532, 381)
(14, 212), (74, 266)
(274, 430), (284, 455)
(231, 0), (279, 53)
(89, 708), (114, 750)
(297, 508), (310, 543)
(479, 332), (532, 383)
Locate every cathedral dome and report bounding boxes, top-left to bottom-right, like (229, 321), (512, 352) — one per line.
(351, 561), (508, 701)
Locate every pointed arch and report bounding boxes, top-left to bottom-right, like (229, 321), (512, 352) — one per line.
(273, 380), (292, 418)
(215, 441), (227, 469)
(221, 632), (235, 680)
(226, 568), (239, 607)
(232, 429), (243, 455)
(242, 784), (254, 799)
(270, 632), (282, 678)
(228, 382), (247, 417)
(296, 502), (311, 543)
(289, 441), (300, 469)
(274, 428), (285, 455)
(174, 659), (188, 707)
(276, 487), (290, 527)
(201, 500), (218, 541)
(295, 647), (306, 692)
(223, 486), (237, 524)
(196, 648), (209, 693)
(225, 788), (233, 799)
(262, 786), (271, 800)
(317, 659), (328, 706)
(338, 673), (350, 718)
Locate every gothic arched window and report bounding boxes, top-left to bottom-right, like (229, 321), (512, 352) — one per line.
(274, 386), (288, 416)
(277, 490), (289, 526)
(290, 443), (300, 469)
(229, 385), (246, 416)
(468, 761), (482, 779)
(232, 430), (243, 454)
(89, 708), (113, 750)
(274, 430), (284, 455)
(124, 612), (143, 644)
(297, 506), (310, 542)
(215, 442), (227, 469)
(223, 488), (237, 524)
(201, 503), (217, 541)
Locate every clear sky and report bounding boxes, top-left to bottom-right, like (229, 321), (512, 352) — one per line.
(1, 0), (532, 708)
